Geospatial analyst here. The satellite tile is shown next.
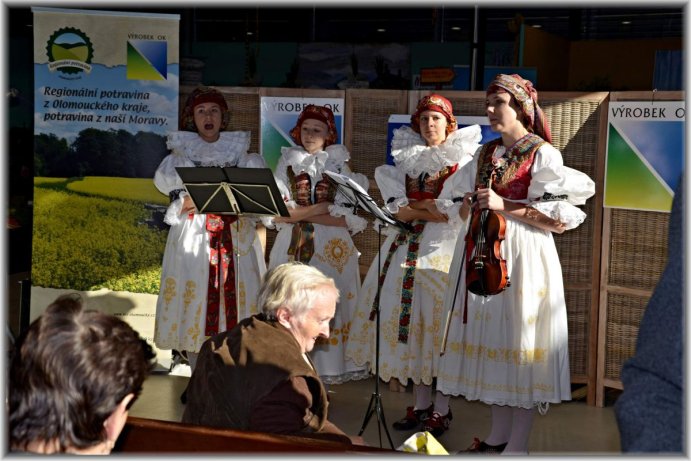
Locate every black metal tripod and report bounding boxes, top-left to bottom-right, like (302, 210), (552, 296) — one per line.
(357, 224), (394, 449)
(322, 171), (410, 449)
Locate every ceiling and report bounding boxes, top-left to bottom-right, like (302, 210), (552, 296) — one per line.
(184, 6), (684, 43)
(8, 5), (684, 43)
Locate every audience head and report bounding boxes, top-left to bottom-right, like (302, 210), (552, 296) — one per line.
(486, 73), (552, 143)
(289, 104), (339, 153)
(257, 262), (339, 353)
(410, 94), (457, 146)
(179, 86), (230, 141)
(9, 293), (156, 454)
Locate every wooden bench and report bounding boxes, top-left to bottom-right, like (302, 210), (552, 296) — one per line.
(114, 416), (398, 454)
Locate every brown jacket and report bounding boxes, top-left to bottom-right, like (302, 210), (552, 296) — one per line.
(182, 314), (347, 440)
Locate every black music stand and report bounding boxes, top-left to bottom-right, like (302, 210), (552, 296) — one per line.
(324, 170), (412, 233)
(175, 167), (289, 218)
(324, 171), (411, 449)
(176, 167), (289, 317)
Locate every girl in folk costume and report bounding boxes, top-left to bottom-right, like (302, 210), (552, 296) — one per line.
(436, 74), (595, 454)
(346, 94), (482, 437)
(267, 104), (370, 384)
(153, 86), (267, 373)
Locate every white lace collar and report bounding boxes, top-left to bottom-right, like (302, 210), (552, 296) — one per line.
(391, 125), (482, 178)
(280, 144), (350, 179)
(166, 131), (251, 167)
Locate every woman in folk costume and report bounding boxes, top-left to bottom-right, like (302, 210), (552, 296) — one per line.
(153, 86), (267, 373)
(436, 74), (595, 454)
(267, 104), (370, 384)
(346, 94), (482, 437)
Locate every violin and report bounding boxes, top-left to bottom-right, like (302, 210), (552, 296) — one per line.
(440, 186), (512, 351)
(465, 189), (511, 297)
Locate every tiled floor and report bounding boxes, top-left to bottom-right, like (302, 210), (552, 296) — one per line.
(129, 372), (622, 454)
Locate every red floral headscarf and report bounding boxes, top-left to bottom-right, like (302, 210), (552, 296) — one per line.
(179, 86), (230, 132)
(410, 93), (458, 136)
(487, 74), (552, 143)
(289, 104), (339, 148)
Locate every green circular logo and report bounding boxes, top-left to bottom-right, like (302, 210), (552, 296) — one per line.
(46, 27), (94, 75)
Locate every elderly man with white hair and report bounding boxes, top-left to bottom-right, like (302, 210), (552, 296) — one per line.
(182, 262), (362, 445)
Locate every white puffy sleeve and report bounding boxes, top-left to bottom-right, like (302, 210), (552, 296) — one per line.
(435, 156), (478, 227)
(234, 153), (268, 227)
(272, 150), (294, 207)
(329, 163), (370, 235)
(260, 151), (294, 229)
(238, 152), (268, 169)
(527, 144), (596, 230)
(153, 152), (195, 226)
(375, 164), (408, 214)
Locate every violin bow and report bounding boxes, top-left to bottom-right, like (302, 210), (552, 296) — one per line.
(440, 195), (475, 356)
(440, 248), (466, 356)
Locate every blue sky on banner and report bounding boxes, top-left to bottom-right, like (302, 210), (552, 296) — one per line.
(614, 119), (684, 193)
(35, 63), (179, 143)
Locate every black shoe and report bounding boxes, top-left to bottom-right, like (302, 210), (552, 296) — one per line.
(463, 437), (507, 454)
(169, 349), (190, 373)
(422, 408), (453, 437)
(392, 404), (433, 431)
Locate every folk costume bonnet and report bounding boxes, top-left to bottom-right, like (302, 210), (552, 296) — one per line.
(487, 74), (552, 143)
(289, 104), (339, 148)
(179, 86), (230, 132)
(410, 94), (458, 137)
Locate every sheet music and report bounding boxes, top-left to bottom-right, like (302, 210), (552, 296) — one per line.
(324, 170), (369, 195)
(323, 170), (409, 231)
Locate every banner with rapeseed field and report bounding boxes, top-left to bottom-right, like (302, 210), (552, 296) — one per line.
(32, 7), (179, 355)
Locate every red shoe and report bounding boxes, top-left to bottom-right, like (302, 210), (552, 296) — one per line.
(422, 409), (453, 437)
(392, 404), (433, 431)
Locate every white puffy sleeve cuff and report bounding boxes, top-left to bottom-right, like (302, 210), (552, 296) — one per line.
(163, 198), (185, 226)
(329, 204), (368, 235)
(154, 153), (196, 226)
(260, 216), (276, 229)
(530, 201), (587, 230)
(526, 144), (595, 230)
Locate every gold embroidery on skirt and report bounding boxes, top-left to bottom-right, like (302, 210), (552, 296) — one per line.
(314, 238), (354, 273)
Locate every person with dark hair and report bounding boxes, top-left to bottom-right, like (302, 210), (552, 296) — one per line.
(615, 176), (683, 453)
(265, 104), (369, 386)
(8, 293), (155, 454)
(182, 262), (363, 445)
(346, 94), (482, 437)
(153, 86), (268, 378)
(436, 74), (595, 454)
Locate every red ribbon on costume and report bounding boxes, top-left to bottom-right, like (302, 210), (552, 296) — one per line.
(204, 214), (238, 336)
